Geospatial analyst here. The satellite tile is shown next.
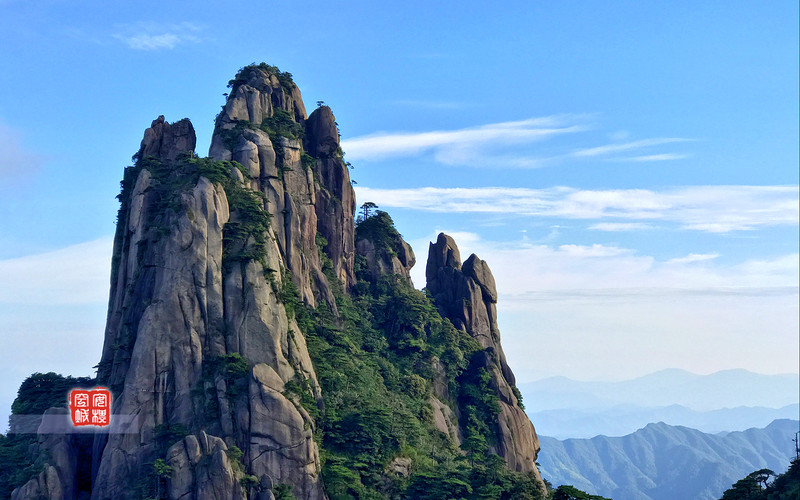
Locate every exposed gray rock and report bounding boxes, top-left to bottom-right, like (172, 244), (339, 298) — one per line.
(210, 70), (356, 306)
(355, 237), (415, 285)
(426, 233), (461, 276)
(136, 115), (196, 162)
(89, 103), (329, 498)
(428, 396), (462, 446)
(167, 432), (246, 500)
(306, 106), (356, 291)
(247, 364), (324, 499)
(304, 106), (338, 158)
(425, 233), (544, 487)
(18, 65), (549, 499)
(462, 253), (497, 304)
(11, 465), (64, 500)
(386, 457), (413, 478)
(11, 400), (100, 498)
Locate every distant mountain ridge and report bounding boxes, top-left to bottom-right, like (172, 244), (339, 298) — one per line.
(529, 404), (799, 439)
(537, 419), (800, 500)
(520, 368), (799, 439)
(521, 369), (799, 411)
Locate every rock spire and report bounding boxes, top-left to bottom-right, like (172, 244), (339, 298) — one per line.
(426, 233), (544, 480)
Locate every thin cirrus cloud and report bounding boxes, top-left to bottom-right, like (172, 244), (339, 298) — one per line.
(340, 115), (587, 162)
(0, 237), (113, 305)
(589, 222), (653, 232)
(408, 230), (798, 300)
(113, 22), (203, 51)
(571, 138), (694, 157)
(666, 253), (720, 265)
(342, 116), (691, 166)
(618, 153), (689, 162)
(354, 185), (799, 233)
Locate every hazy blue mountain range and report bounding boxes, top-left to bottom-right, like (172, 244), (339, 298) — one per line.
(520, 369), (799, 438)
(521, 369), (799, 411)
(529, 404), (799, 439)
(537, 419), (800, 500)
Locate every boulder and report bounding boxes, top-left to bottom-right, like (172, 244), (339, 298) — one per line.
(304, 106), (339, 158)
(166, 432), (245, 500)
(355, 237), (416, 285)
(136, 115), (196, 162)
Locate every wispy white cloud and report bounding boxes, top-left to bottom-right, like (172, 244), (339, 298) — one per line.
(409, 231), (798, 299)
(342, 117), (693, 168)
(0, 237), (113, 305)
(406, 231), (799, 379)
(589, 222), (652, 231)
(119, 33), (180, 50)
(113, 22), (203, 51)
(572, 138), (693, 157)
(341, 115), (587, 162)
(618, 153), (689, 162)
(667, 253), (719, 265)
(557, 244), (632, 258)
(355, 185), (799, 232)
(0, 122), (43, 183)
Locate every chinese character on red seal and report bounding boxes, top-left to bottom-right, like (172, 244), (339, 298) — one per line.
(69, 388), (112, 427)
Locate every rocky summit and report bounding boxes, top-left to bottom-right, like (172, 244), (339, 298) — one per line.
(426, 234), (542, 475)
(7, 63), (544, 500)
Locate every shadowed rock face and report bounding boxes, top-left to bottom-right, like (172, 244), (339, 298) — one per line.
(136, 115), (196, 162)
(305, 106), (357, 293)
(426, 232), (544, 483)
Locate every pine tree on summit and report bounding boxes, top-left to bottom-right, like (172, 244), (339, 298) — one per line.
(358, 201), (378, 222)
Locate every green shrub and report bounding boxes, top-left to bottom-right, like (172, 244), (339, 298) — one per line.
(153, 423), (188, 456)
(273, 483), (297, 499)
(222, 184), (272, 270)
(301, 153), (315, 170)
(260, 109), (304, 141)
(10, 372), (95, 416)
(227, 63), (296, 96)
(355, 211), (403, 259)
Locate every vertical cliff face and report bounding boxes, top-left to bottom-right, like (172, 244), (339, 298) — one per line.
(209, 65), (356, 308)
(87, 65), (353, 499)
(426, 233), (543, 479)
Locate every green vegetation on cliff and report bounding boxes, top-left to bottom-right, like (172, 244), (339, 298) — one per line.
(272, 215), (548, 499)
(720, 459), (800, 500)
(0, 373), (96, 498)
(117, 153), (270, 273)
(354, 210), (403, 257)
(227, 63), (296, 96)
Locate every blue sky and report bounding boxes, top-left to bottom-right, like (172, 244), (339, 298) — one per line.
(0, 1), (797, 425)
